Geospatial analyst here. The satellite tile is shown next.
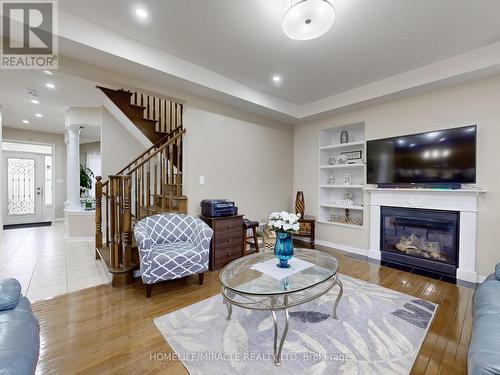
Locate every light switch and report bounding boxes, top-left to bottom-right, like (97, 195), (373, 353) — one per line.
(199, 176), (205, 185)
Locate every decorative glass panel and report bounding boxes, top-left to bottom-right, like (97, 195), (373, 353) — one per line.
(44, 155), (53, 205)
(7, 158), (36, 216)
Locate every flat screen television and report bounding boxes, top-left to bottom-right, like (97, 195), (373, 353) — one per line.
(366, 125), (476, 186)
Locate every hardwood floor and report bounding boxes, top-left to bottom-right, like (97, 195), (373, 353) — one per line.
(33, 247), (475, 374)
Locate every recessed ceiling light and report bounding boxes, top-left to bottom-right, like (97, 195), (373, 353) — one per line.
(135, 8), (148, 19)
(43, 70), (53, 76)
(22, 120), (29, 124)
(31, 99), (39, 104)
(35, 113), (43, 118)
(45, 82), (55, 89)
(272, 75), (281, 83)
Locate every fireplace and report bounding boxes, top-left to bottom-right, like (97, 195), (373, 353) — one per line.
(380, 206), (459, 276)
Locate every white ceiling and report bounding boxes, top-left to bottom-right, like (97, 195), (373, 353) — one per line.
(58, 0), (500, 105)
(0, 70), (102, 142)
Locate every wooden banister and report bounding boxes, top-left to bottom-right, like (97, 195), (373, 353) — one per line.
(116, 126), (183, 175)
(126, 129), (185, 175)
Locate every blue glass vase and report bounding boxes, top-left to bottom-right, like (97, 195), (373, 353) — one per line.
(274, 231), (294, 268)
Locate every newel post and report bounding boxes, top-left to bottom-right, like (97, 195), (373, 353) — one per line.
(109, 176), (120, 270)
(95, 176), (103, 260)
(122, 176), (132, 270)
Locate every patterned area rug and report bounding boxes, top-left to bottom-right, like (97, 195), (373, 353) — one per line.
(154, 274), (437, 374)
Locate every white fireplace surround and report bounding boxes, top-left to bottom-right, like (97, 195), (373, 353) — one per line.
(366, 187), (486, 283)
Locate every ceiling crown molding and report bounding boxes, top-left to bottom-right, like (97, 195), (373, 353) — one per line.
(44, 11), (500, 123)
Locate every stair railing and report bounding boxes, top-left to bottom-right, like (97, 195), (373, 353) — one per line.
(95, 128), (186, 286)
(131, 92), (183, 133)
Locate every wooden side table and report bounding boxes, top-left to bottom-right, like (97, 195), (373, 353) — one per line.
(294, 216), (315, 249)
(200, 215), (244, 271)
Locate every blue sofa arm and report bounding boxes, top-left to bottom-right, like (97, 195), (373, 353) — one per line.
(468, 269), (500, 375)
(0, 278), (21, 311)
(0, 279), (39, 375)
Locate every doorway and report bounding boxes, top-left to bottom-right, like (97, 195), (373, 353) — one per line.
(2, 141), (54, 226)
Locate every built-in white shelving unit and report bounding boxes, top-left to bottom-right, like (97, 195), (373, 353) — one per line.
(319, 123), (365, 228)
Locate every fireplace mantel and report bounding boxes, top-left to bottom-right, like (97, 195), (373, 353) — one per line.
(366, 187), (486, 282)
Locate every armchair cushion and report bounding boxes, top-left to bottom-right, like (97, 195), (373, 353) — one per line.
(0, 278), (21, 311)
(149, 241), (208, 282)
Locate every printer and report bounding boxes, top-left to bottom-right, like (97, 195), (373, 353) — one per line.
(201, 199), (238, 217)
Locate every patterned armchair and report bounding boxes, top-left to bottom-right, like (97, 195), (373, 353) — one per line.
(134, 214), (213, 297)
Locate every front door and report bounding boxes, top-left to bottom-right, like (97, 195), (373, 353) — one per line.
(3, 152), (45, 224)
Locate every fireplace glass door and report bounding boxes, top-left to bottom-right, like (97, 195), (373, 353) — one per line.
(381, 207), (459, 267)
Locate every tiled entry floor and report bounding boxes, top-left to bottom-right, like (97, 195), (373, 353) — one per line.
(0, 222), (109, 302)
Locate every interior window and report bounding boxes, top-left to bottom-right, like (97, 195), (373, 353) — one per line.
(2, 141), (52, 154)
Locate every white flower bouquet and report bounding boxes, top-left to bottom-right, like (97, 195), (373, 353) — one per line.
(268, 211), (300, 233)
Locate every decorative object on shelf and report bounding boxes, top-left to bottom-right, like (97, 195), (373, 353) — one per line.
(340, 130), (349, 144)
(344, 173), (352, 185)
(328, 209), (362, 226)
(344, 191), (354, 206)
(295, 191), (305, 217)
(268, 211), (300, 268)
(328, 172), (335, 185)
(328, 157), (336, 165)
(337, 154), (348, 164)
(329, 209), (336, 221)
(281, 0), (336, 41)
(341, 150), (363, 161)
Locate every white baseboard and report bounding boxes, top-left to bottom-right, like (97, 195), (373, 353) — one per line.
(457, 268), (478, 283)
(53, 217), (65, 222)
(315, 239), (368, 257)
(477, 274), (487, 283)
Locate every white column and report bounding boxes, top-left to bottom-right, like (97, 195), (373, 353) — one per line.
(65, 124), (82, 211)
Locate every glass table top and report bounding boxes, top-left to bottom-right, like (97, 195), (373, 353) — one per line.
(219, 249), (339, 296)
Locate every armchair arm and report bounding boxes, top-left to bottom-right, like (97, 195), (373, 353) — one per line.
(134, 222), (154, 264)
(192, 219), (213, 254)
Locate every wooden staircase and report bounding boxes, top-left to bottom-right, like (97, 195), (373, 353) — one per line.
(95, 87), (187, 287)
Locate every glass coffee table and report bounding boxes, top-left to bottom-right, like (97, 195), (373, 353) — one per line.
(219, 249), (343, 366)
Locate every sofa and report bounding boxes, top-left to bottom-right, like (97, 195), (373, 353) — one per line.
(0, 278), (40, 374)
(134, 213), (213, 297)
(468, 263), (500, 375)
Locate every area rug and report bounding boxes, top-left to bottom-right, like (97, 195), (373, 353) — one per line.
(154, 274), (437, 374)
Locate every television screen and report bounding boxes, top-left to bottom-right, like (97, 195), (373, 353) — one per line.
(367, 125), (476, 184)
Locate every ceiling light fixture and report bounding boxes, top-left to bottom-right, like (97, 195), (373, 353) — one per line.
(22, 120), (29, 124)
(35, 113), (43, 118)
(43, 70), (53, 75)
(135, 8), (148, 19)
(31, 99), (39, 104)
(272, 75), (282, 83)
(45, 82), (55, 89)
(282, 0), (336, 41)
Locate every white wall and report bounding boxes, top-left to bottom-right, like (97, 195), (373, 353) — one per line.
(294, 74), (500, 277)
(100, 108), (146, 180)
(2, 127), (67, 220)
(80, 141), (100, 168)
(183, 106), (293, 222)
